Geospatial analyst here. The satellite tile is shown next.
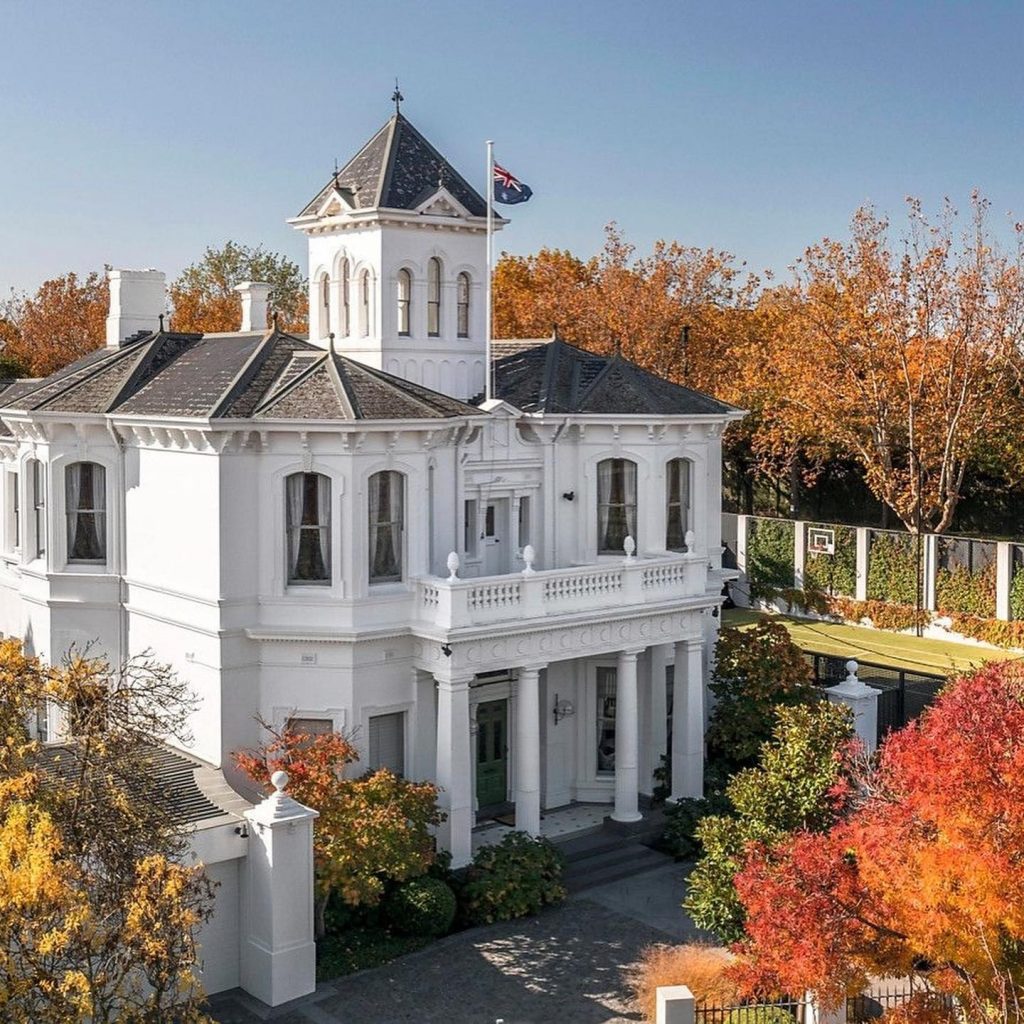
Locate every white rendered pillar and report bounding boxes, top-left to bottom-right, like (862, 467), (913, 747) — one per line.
(657, 985), (696, 1024)
(435, 676), (473, 867)
(827, 660), (879, 754)
(515, 665), (543, 836)
(923, 533), (938, 612)
(855, 527), (870, 602)
(671, 638), (705, 801)
(793, 520), (807, 590)
(647, 644), (671, 789)
(240, 771), (319, 1007)
(997, 541), (1012, 621)
(735, 514), (750, 607)
(612, 648), (644, 823)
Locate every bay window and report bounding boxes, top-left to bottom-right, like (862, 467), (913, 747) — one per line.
(66, 462), (106, 563)
(286, 472), (331, 584)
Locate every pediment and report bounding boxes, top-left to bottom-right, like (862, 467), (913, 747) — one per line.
(315, 186), (357, 218)
(414, 186), (473, 219)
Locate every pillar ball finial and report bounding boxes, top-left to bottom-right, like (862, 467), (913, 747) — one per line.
(271, 769), (289, 793)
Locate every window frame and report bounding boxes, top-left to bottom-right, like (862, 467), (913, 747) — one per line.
(30, 459), (45, 559)
(596, 457), (638, 555)
(427, 257), (442, 337)
(339, 258), (350, 337)
(5, 468), (18, 556)
(396, 268), (412, 337)
(368, 710), (406, 777)
(319, 272), (330, 339)
(359, 270), (371, 337)
(285, 471), (332, 586)
(65, 461), (106, 566)
(368, 470), (405, 585)
(665, 457), (693, 552)
(456, 271), (470, 338)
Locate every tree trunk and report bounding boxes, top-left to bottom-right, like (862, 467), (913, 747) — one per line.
(315, 891), (328, 940)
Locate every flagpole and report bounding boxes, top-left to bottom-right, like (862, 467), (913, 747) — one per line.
(485, 139), (494, 403)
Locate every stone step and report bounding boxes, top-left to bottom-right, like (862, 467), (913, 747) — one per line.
(564, 843), (672, 893)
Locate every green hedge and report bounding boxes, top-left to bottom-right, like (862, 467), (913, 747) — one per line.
(867, 531), (920, 605)
(1011, 551), (1024, 621)
(802, 524), (857, 597)
(746, 518), (795, 597)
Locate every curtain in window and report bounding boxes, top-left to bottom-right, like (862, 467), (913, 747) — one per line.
(666, 459), (692, 551)
(397, 269), (411, 335)
(340, 260), (350, 336)
(369, 471), (403, 582)
(597, 460), (613, 551)
(598, 459), (636, 553)
(623, 460), (637, 541)
(66, 462), (105, 562)
(287, 473), (329, 583)
(316, 474), (331, 571)
(457, 273), (470, 337)
(427, 258), (441, 336)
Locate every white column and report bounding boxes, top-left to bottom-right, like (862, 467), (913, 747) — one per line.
(923, 533), (938, 612)
(612, 648), (644, 823)
(855, 527), (870, 602)
(996, 541), (1012, 621)
(435, 675), (473, 867)
(671, 638), (705, 801)
(240, 771), (319, 1007)
(735, 514), (750, 607)
(514, 665), (543, 836)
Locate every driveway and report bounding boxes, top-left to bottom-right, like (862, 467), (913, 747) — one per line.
(209, 859), (705, 1024)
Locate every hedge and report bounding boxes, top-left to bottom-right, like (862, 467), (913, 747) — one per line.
(747, 518), (795, 598)
(867, 531), (921, 605)
(803, 523), (857, 597)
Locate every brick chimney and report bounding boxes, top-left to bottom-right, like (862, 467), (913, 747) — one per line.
(235, 281), (273, 332)
(105, 269), (166, 347)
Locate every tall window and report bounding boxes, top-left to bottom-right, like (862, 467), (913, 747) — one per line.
(368, 712), (405, 776)
(368, 471), (404, 583)
(597, 458), (637, 554)
(66, 462), (106, 563)
(666, 458), (693, 551)
(396, 268), (411, 336)
(457, 272), (470, 337)
(427, 257), (441, 337)
(359, 270), (371, 337)
(31, 459), (45, 558)
(5, 470), (18, 554)
(596, 666), (617, 775)
(340, 258), (350, 336)
(319, 273), (330, 338)
(286, 472), (331, 584)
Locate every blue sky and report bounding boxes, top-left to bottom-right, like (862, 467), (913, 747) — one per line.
(3, 1), (1023, 295)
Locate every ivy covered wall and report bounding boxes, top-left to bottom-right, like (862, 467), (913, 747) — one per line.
(803, 523), (857, 597)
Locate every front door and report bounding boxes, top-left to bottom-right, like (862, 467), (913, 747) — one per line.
(476, 699), (508, 808)
(482, 499), (509, 576)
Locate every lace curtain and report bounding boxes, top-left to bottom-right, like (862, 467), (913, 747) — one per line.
(66, 462), (105, 562)
(369, 471), (403, 582)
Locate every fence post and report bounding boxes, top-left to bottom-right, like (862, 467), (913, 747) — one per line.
(997, 541), (1012, 621)
(735, 515), (749, 607)
(855, 528), (869, 602)
(923, 534), (938, 613)
(656, 985), (695, 1024)
(827, 660), (879, 754)
(794, 520), (807, 591)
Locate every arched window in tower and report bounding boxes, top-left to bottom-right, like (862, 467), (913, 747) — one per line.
(319, 272), (330, 339)
(397, 268), (411, 337)
(359, 270), (371, 337)
(427, 257), (442, 337)
(339, 258), (350, 336)
(457, 272), (470, 338)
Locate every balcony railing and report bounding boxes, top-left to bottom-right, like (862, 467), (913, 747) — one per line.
(415, 549), (709, 631)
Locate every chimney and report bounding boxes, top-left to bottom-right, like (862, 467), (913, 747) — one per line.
(234, 281), (273, 332)
(105, 269), (166, 347)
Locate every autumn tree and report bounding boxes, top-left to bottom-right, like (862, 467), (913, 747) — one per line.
(170, 241), (307, 333)
(0, 641), (214, 1022)
(756, 195), (1024, 533)
(0, 271), (108, 377)
(234, 719), (442, 937)
(732, 660), (1024, 1024)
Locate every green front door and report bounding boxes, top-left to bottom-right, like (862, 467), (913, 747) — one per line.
(476, 699), (508, 808)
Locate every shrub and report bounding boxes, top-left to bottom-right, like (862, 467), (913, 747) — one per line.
(316, 928), (429, 980)
(660, 767), (732, 860)
(628, 943), (737, 1023)
(384, 876), (456, 937)
(725, 1007), (798, 1024)
(1010, 562), (1024, 621)
(459, 832), (566, 926)
(935, 555), (996, 618)
(746, 518), (795, 597)
(825, 596), (928, 632)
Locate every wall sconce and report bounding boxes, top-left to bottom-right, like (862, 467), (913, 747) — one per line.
(441, 643), (452, 658)
(561, 491), (575, 501)
(553, 693), (575, 725)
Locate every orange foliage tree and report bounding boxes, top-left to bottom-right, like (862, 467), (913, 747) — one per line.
(731, 660), (1024, 1023)
(234, 720), (443, 937)
(0, 271), (109, 377)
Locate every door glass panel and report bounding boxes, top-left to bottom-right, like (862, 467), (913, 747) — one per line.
(596, 667), (617, 775)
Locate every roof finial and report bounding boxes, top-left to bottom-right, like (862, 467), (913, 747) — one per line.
(328, 331), (336, 355)
(272, 311), (280, 331)
(392, 77), (404, 114)
(551, 323), (559, 340)
(158, 313), (165, 332)
(333, 157), (340, 188)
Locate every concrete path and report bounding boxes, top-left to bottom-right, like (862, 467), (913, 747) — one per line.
(209, 860), (704, 1024)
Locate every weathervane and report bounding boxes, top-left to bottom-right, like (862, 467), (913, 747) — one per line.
(392, 77), (403, 114)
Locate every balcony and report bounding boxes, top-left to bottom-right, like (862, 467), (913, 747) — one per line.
(415, 549), (710, 632)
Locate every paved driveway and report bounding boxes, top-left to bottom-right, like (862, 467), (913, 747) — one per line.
(209, 861), (705, 1024)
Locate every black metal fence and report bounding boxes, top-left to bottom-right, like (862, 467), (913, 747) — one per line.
(696, 998), (808, 1024)
(847, 983), (953, 1022)
(804, 650), (947, 744)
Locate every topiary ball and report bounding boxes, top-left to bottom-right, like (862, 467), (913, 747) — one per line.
(384, 876), (457, 937)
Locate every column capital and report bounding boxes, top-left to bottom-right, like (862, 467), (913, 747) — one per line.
(434, 673), (474, 691)
(516, 663), (547, 676)
(618, 646), (646, 662)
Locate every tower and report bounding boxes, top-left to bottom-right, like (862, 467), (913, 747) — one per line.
(290, 109), (505, 401)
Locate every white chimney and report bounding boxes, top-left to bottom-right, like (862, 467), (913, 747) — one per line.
(235, 281), (273, 332)
(106, 269), (166, 347)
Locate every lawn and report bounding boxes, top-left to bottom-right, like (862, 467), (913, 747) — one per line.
(722, 607), (1017, 676)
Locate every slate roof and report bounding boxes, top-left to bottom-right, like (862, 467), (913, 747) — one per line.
(35, 742), (250, 828)
(491, 337), (742, 417)
(0, 331), (482, 422)
(297, 113), (487, 219)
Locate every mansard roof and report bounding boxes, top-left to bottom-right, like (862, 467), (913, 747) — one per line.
(297, 112), (487, 219)
(492, 337), (742, 417)
(0, 330), (480, 423)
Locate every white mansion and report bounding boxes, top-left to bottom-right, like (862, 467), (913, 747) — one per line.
(0, 110), (741, 1000)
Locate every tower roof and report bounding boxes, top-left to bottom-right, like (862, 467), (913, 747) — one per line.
(298, 113), (487, 219)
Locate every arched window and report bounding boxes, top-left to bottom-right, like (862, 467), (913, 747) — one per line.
(457, 272), (470, 338)
(359, 270), (371, 337)
(397, 268), (412, 336)
(319, 273), (330, 339)
(368, 471), (404, 583)
(427, 257), (442, 337)
(286, 472), (331, 584)
(666, 458), (693, 551)
(339, 258), (350, 336)
(597, 458), (637, 554)
(66, 461), (106, 563)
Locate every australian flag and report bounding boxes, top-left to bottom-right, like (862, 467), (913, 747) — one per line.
(493, 162), (533, 205)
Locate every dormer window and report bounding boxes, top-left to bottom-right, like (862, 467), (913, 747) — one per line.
(286, 472), (331, 584)
(457, 272), (470, 338)
(427, 258), (442, 337)
(397, 269), (412, 337)
(369, 471), (404, 584)
(597, 458), (637, 555)
(359, 270), (371, 337)
(666, 458), (693, 552)
(340, 259), (350, 337)
(66, 462), (106, 564)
